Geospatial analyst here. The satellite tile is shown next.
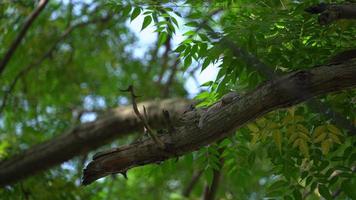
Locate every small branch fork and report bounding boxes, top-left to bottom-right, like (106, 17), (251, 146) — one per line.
(121, 85), (165, 149)
(0, 0), (49, 76)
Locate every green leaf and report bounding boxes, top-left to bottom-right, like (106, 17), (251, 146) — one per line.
(130, 7), (141, 21)
(202, 58), (210, 71)
(170, 16), (179, 27)
(141, 15), (152, 31)
(343, 146), (353, 158)
(199, 33), (210, 41)
(199, 43), (208, 56)
(310, 182), (318, 193)
(301, 171), (308, 179)
(174, 45), (186, 53)
(157, 32), (167, 47)
(283, 195), (293, 200)
(191, 44), (198, 56)
(318, 184), (332, 200)
(185, 21), (199, 27)
(122, 4), (132, 18)
(183, 56), (192, 71)
(292, 189), (302, 200)
(167, 23), (175, 34)
(329, 176), (338, 186)
(318, 160), (329, 171)
(183, 30), (196, 36)
(268, 180), (288, 191)
(248, 151), (256, 165)
(349, 153), (356, 163)
(204, 168), (214, 186)
(341, 179), (356, 199)
(305, 176), (313, 186)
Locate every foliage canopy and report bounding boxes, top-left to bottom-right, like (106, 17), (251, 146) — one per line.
(0, 0), (355, 199)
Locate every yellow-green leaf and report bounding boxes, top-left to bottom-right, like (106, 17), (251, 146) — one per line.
(272, 130), (282, 153)
(298, 132), (310, 141)
(314, 132), (327, 143)
(293, 138), (300, 148)
(286, 126), (295, 136)
(327, 124), (342, 136)
(283, 115), (293, 124)
(268, 122), (278, 129)
(288, 107), (295, 116)
(256, 118), (266, 127)
(289, 132), (299, 143)
(321, 140), (331, 155)
(297, 124), (309, 134)
(294, 115), (304, 122)
(299, 140), (309, 157)
(251, 133), (259, 144)
(329, 133), (342, 144)
(247, 123), (259, 132)
(314, 126), (325, 137)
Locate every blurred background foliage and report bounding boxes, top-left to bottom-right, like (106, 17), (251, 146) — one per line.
(0, 0), (355, 199)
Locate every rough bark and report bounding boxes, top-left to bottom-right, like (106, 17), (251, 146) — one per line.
(82, 60), (356, 185)
(305, 3), (356, 25)
(0, 98), (191, 187)
(221, 38), (356, 135)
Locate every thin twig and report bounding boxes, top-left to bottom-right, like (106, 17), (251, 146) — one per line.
(182, 169), (204, 197)
(157, 34), (172, 84)
(0, 14), (112, 114)
(161, 58), (180, 98)
(0, 0), (49, 76)
(160, 9), (223, 98)
(121, 85), (165, 148)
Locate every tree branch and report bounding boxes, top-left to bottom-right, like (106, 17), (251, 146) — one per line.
(0, 98), (191, 187)
(0, 0), (49, 76)
(220, 38), (356, 135)
(82, 60), (356, 185)
(0, 15), (112, 114)
(305, 3), (356, 25)
(202, 169), (222, 200)
(182, 169), (203, 197)
(162, 58), (180, 98)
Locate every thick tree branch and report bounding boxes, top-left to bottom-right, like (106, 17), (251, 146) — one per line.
(221, 38), (356, 135)
(0, 98), (191, 187)
(0, 0), (49, 76)
(305, 3), (356, 25)
(82, 60), (356, 185)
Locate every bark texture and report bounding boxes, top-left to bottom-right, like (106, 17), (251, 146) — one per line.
(305, 3), (356, 25)
(82, 60), (356, 185)
(0, 98), (191, 186)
